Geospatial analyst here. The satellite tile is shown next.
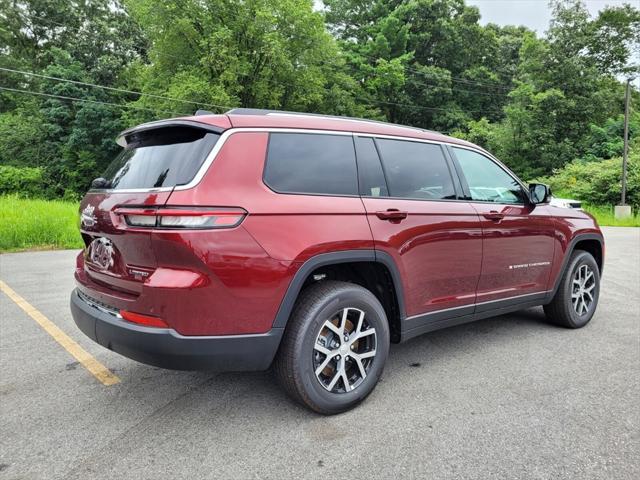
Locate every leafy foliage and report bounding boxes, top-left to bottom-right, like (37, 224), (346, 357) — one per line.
(538, 151), (639, 207)
(537, 132), (640, 207)
(0, 165), (44, 197)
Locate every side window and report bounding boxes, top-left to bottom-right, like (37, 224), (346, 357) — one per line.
(375, 138), (456, 200)
(264, 133), (358, 195)
(452, 148), (526, 204)
(354, 136), (388, 197)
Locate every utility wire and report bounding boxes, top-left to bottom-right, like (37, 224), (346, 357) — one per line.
(0, 86), (185, 116)
(0, 67), (234, 112)
(353, 96), (509, 115)
(0, 84), (461, 134)
(403, 64), (513, 92)
(3, 64), (510, 122)
(2, 85), (519, 140)
(2, 81), (508, 122)
(347, 65), (512, 98)
(351, 53), (515, 91)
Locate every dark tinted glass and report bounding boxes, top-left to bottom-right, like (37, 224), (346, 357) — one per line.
(102, 127), (219, 190)
(354, 136), (388, 197)
(375, 139), (455, 200)
(453, 148), (526, 204)
(265, 133), (358, 195)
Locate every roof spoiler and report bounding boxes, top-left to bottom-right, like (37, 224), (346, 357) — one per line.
(116, 119), (224, 147)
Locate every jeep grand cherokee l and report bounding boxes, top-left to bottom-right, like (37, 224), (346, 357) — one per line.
(71, 108), (604, 414)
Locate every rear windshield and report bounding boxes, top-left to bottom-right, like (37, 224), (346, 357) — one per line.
(101, 126), (220, 190)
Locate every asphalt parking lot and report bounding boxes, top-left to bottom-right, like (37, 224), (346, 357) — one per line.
(1, 227), (638, 480)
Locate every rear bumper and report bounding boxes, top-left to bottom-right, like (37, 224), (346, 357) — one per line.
(70, 289), (283, 371)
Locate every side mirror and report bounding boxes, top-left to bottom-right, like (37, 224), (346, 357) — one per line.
(529, 183), (551, 204)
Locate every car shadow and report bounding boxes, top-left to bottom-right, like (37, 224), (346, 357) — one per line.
(116, 306), (559, 419)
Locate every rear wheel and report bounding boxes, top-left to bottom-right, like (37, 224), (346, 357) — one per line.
(544, 250), (600, 328)
(274, 280), (390, 414)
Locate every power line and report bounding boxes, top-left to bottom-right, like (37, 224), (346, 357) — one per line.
(1, 81), (509, 127)
(0, 67), (234, 112)
(353, 53), (515, 91)
(3, 65), (507, 119)
(348, 65), (512, 98)
(354, 96), (508, 115)
(404, 64), (513, 92)
(0, 86), (184, 116)
(2, 82), (522, 146)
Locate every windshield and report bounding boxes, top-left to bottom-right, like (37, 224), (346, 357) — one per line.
(100, 126), (220, 190)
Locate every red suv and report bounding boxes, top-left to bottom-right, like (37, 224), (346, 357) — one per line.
(71, 108), (604, 413)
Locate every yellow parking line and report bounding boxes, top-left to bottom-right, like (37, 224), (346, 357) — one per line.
(0, 280), (120, 386)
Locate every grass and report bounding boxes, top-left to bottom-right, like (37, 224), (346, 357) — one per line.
(582, 204), (640, 227)
(0, 195), (83, 252)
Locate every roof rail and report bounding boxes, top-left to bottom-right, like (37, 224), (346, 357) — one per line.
(225, 108), (439, 134)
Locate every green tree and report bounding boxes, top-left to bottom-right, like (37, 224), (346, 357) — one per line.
(0, 0), (149, 195)
(124, 0), (369, 118)
(325, 0), (530, 131)
(462, 0), (639, 178)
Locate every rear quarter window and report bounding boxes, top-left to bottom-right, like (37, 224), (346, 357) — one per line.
(101, 126), (219, 190)
(264, 133), (358, 196)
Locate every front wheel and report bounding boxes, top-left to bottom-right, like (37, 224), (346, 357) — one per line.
(274, 281), (390, 414)
(544, 250), (601, 328)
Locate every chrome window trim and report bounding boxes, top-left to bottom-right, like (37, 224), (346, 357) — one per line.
(90, 127), (524, 196)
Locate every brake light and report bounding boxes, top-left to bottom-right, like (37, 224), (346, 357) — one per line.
(120, 310), (169, 328)
(114, 206), (246, 229)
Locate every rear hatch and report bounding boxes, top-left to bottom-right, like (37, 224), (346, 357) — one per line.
(79, 122), (222, 295)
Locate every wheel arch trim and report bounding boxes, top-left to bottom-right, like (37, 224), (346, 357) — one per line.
(272, 250), (406, 329)
(547, 232), (604, 301)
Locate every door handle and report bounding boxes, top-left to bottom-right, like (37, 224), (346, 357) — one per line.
(376, 209), (408, 221)
(482, 211), (505, 221)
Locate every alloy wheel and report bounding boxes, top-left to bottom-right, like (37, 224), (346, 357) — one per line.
(572, 263), (596, 316)
(313, 307), (377, 393)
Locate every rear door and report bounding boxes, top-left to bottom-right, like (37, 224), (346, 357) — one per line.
(356, 135), (483, 321)
(79, 124), (221, 294)
(448, 146), (555, 306)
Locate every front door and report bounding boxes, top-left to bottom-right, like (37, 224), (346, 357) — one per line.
(449, 147), (555, 306)
(355, 136), (483, 320)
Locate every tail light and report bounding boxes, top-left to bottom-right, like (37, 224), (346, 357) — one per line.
(114, 206), (246, 229)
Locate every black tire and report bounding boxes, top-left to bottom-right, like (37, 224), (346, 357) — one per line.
(273, 280), (390, 415)
(544, 250), (600, 328)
